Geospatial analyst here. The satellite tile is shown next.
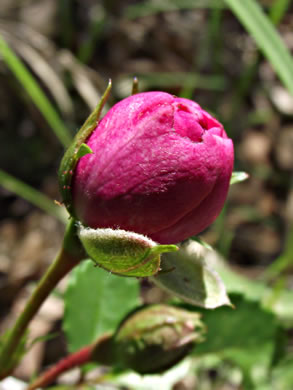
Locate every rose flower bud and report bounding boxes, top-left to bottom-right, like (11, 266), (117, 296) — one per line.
(72, 92), (233, 244)
(91, 304), (205, 374)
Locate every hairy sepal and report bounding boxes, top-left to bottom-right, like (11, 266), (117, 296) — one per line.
(78, 224), (178, 277)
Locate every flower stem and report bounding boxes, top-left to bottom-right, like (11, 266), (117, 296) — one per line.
(27, 344), (93, 390)
(27, 334), (113, 389)
(0, 219), (85, 378)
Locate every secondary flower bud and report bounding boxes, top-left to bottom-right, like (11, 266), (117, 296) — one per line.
(107, 304), (205, 374)
(71, 91), (233, 244)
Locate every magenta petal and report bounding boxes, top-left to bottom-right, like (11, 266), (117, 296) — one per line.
(72, 91), (234, 244)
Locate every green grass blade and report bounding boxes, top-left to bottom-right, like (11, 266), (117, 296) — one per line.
(270, 0), (291, 25)
(0, 169), (67, 223)
(0, 35), (72, 147)
(125, 0), (225, 19)
(224, 0), (293, 97)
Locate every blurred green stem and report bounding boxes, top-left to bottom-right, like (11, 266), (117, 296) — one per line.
(0, 219), (85, 378)
(0, 169), (67, 223)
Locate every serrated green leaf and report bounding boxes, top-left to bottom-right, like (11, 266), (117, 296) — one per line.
(195, 294), (278, 355)
(151, 241), (231, 309)
(202, 246), (293, 327)
(63, 260), (140, 352)
(193, 294), (283, 387)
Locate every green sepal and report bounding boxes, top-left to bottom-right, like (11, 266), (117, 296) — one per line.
(78, 225), (178, 277)
(151, 240), (232, 309)
(76, 143), (93, 159)
(131, 76), (139, 95)
(230, 171), (249, 185)
(58, 80), (112, 217)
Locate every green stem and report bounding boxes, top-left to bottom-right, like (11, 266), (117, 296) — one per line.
(0, 220), (85, 378)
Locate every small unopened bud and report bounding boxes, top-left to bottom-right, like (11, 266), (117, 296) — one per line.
(78, 224), (178, 277)
(109, 304), (205, 374)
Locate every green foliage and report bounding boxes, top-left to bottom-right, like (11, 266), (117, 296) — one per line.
(0, 35), (72, 147)
(0, 331), (27, 377)
(224, 0), (293, 97)
(2, 1), (293, 387)
(151, 241), (231, 309)
(193, 294), (285, 387)
(270, 0), (291, 25)
(268, 355), (293, 390)
(262, 223), (293, 281)
(215, 257), (293, 327)
(200, 244), (293, 327)
(195, 294), (279, 354)
(125, 0), (225, 19)
(78, 225), (177, 277)
(63, 260), (140, 352)
(119, 72), (227, 92)
(58, 81), (111, 217)
(0, 169), (67, 223)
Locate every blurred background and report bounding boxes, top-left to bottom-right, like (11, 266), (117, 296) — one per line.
(0, 0), (293, 389)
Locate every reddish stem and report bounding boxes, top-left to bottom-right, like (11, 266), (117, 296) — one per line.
(27, 344), (94, 390)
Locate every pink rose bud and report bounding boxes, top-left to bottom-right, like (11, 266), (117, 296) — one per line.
(72, 92), (234, 244)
